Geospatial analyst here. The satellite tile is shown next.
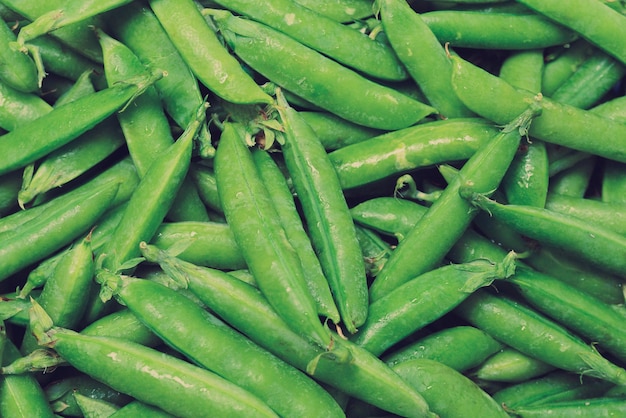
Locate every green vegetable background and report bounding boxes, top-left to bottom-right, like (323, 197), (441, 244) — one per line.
(0, 0), (625, 417)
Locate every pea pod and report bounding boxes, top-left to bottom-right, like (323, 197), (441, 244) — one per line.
(329, 117), (500, 190)
(104, 275), (346, 418)
(214, 121), (332, 348)
(473, 347), (557, 383)
(352, 252), (516, 356)
(81, 308), (161, 348)
(462, 191), (626, 279)
(109, 400), (174, 418)
(455, 289), (626, 386)
(0, 78), (52, 132)
(140, 243), (436, 418)
(211, 0), (407, 81)
(148, 0), (271, 105)
(0, 180), (119, 282)
(508, 397), (626, 417)
(369, 98), (541, 301)
(252, 147), (341, 323)
(30, 302), (279, 418)
(212, 10), (436, 130)
(379, 0), (474, 118)
(450, 54), (626, 162)
(0, 70), (159, 176)
(98, 103), (204, 274)
(293, 0), (375, 22)
(299, 111), (385, 151)
(276, 90), (367, 333)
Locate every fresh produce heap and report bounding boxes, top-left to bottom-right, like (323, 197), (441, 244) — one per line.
(0, 0), (626, 417)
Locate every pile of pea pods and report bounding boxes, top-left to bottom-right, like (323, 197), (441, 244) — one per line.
(1, 0), (626, 416)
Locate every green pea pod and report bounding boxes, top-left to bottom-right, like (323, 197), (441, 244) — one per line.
(29, 35), (103, 82)
(106, 275), (346, 418)
(352, 253), (516, 356)
(517, 0), (626, 66)
(30, 306), (279, 418)
(473, 347), (557, 383)
(354, 225), (392, 279)
(491, 371), (614, 410)
(105, 2), (213, 157)
(0, 71), (158, 176)
(379, 0), (474, 118)
(0, 171), (20, 216)
(140, 243), (436, 417)
(384, 326), (504, 372)
(455, 289), (626, 386)
(150, 222), (245, 270)
(214, 121), (332, 348)
(420, 9), (579, 50)
(0, 341), (55, 418)
(0, 17), (39, 92)
(97, 27), (209, 222)
(276, 91), (368, 334)
(147, 0), (271, 105)
(73, 393), (120, 417)
(602, 159), (626, 203)
(20, 232), (95, 353)
(542, 39), (595, 96)
(212, 11), (436, 130)
(369, 98), (542, 301)
(0, 78), (52, 131)
(392, 358), (509, 418)
(463, 191), (626, 279)
(450, 54), (626, 162)
(252, 148), (341, 323)
(0, 180), (119, 282)
(98, 104), (204, 274)
(210, 0), (407, 81)
(189, 164), (222, 214)
(329, 117), (499, 190)
(544, 192), (626, 235)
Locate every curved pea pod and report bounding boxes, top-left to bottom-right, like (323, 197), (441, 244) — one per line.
(30, 308), (279, 418)
(455, 289), (626, 386)
(276, 91), (367, 333)
(506, 267), (626, 363)
(147, 0), (271, 105)
(20, 232), (95, 353)
(329, 118), (499, 189)
(29, 35), (103, 83)
(384, 326), (504, 372)
(150, 222), (245, 271)
(215, 122), (332, 348)
(211, 0), (406, 81)
(517, 0), (626, 66)
(0, 341), (55, 418)
(105, 275), (346, 418)
(299, 111), (385, 151)
(0, 181), (119, 282)
(491, 371), (614, 411)
(420, 9), (578, 50)
(392, 359), (509, 418)
(472, 347), (557, 383)
(98, 104), (204, 274)
(139, 243), (436, 418)
(0, 70), (159, 176)
(379, 0), (474, 118)
(189, 164), (222, 214)
(501, 138), (549, 207)
(542, 39), (595, 96)
(212, 11), (436, 130)
(544, 192), (626, 235)
(110, 400), (174, 418)
(0, 17), (39, 92)
(81, 308), (161, 348)
(450, 54), (626, 162)
(462, 191), (626, 279)
(252, 148), (341, 323)
(351, 252), (516, 357)
(105, 2), (213, 158)
(368, 99), (542, 301)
